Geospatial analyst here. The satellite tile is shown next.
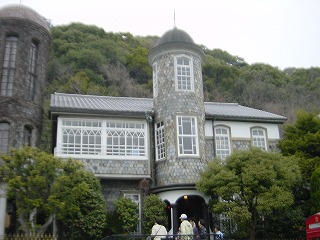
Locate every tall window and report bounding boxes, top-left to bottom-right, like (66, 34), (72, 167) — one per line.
(252, 128), (267, 150)
(27, 41), (38, 100)
(23, 126), (32, 146)
(153, 62), (158, 97)
(175, 56), (193, 91)
(1, 36), (18, 96)
(155, 121), (165, 160)
(215, 126), (231, 159)
(177, 116), (198, 156)
(0, 123), (10, 154)
(124, 193), (141, 233)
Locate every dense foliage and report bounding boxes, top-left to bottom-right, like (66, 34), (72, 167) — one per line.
(310, 167), (320, 214)
(0, 147), (107, 239)
(142, 194), (167, 234)
(110, 197), (139, 234)
(278, 110), (320, 180)
(277, 110), (320, 231)
(50, 159), (107, 240)
(196, 148), (302, 240)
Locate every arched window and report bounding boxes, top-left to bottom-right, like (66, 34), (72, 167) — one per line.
(27, 40), (38, 100)
(251, 128), (267, 150)
(24, 126), (32, 146)
(1, 36), (18, 96)
(0, 122), (10, 154)
(215, 126), (231, 159)
(175, 55), (194, 91)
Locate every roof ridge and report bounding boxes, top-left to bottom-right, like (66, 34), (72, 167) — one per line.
(54, 92), (153, 101)
(204, 102), (238, 106)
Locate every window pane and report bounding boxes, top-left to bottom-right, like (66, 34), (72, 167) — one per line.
(27, 42), (37, 100)
(177, 116), (197, 155)
(1, 36), (18, 96)
(24, 126), (32, 146)
(252, 128), (267, 150)
(0, 123), (10, 154)
(176, 57), (192, 91)
(155, 121), (166, 160)
(215, 127), (231, 159)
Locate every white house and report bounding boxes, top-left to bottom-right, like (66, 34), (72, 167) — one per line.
(50, 27), (286, 234)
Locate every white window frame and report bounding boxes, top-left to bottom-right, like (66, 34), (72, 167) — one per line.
(56, 117), (148, 159)
(155, 121), (165, 160)
(174, 55), (194, 91)
(251, 127), (267, 151)
(176, 116), (199, 156)
(124, 192), (141, 234)
(215, 126), (231, 159)
(153, 62), (158, 97)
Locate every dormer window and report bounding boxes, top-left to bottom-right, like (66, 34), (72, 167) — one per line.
(175, 55), (194, 91)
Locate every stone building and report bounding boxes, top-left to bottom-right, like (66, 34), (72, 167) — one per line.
(50, 28), (286, 234)
(0, 4), (51, 237)
(0, 3), (287, 237)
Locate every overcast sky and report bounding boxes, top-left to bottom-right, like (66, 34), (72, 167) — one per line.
(2, 0), (320, 70)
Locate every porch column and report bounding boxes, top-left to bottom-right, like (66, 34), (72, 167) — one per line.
(171, 203), (179, 234)
(0, 184), (7, 240)
(201, 202), (210, 232)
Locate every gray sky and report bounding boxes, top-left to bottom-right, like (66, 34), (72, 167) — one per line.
(2, 0), (320, 69)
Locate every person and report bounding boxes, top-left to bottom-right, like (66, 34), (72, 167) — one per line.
(214, 226), (224, 240)
(151, 217), (168, 240)
(189, 217), (198, 240)
(179, 213), (193, 240)
(197, 219), (207, 240)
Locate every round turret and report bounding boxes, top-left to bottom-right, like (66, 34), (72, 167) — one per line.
(149, 27), (206, 186)
(0, 4), (51, 149)
(0, 4), (50, 32)
(148, 27), (204, 65)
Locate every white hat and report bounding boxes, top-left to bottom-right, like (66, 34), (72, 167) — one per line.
(179, 213), (188, 220)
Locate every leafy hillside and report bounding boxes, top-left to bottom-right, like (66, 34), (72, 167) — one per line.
(46, 23), (320, 123)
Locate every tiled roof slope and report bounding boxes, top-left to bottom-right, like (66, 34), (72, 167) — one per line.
(204, 102), (286, 122)
(50, 93), (286, 123)
(50, 93), (153, 116)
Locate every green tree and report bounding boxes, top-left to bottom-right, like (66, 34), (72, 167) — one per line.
(142, 194), (167, 233)
(310, 167), (320, 214)
(58, 71), (106, 95)
(0, 147), (107, 238)
(50, 159), (107, 240)
(125, 46), (152, 84)
(278, 109), (320, 180)
(0, 147), (63, 234)
(196, 148), (301, 240)
(112, 197), (139, 234)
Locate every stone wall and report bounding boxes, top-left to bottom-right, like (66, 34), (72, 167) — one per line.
(152, 50), (207, 186)
(0, 16), (50, 149)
